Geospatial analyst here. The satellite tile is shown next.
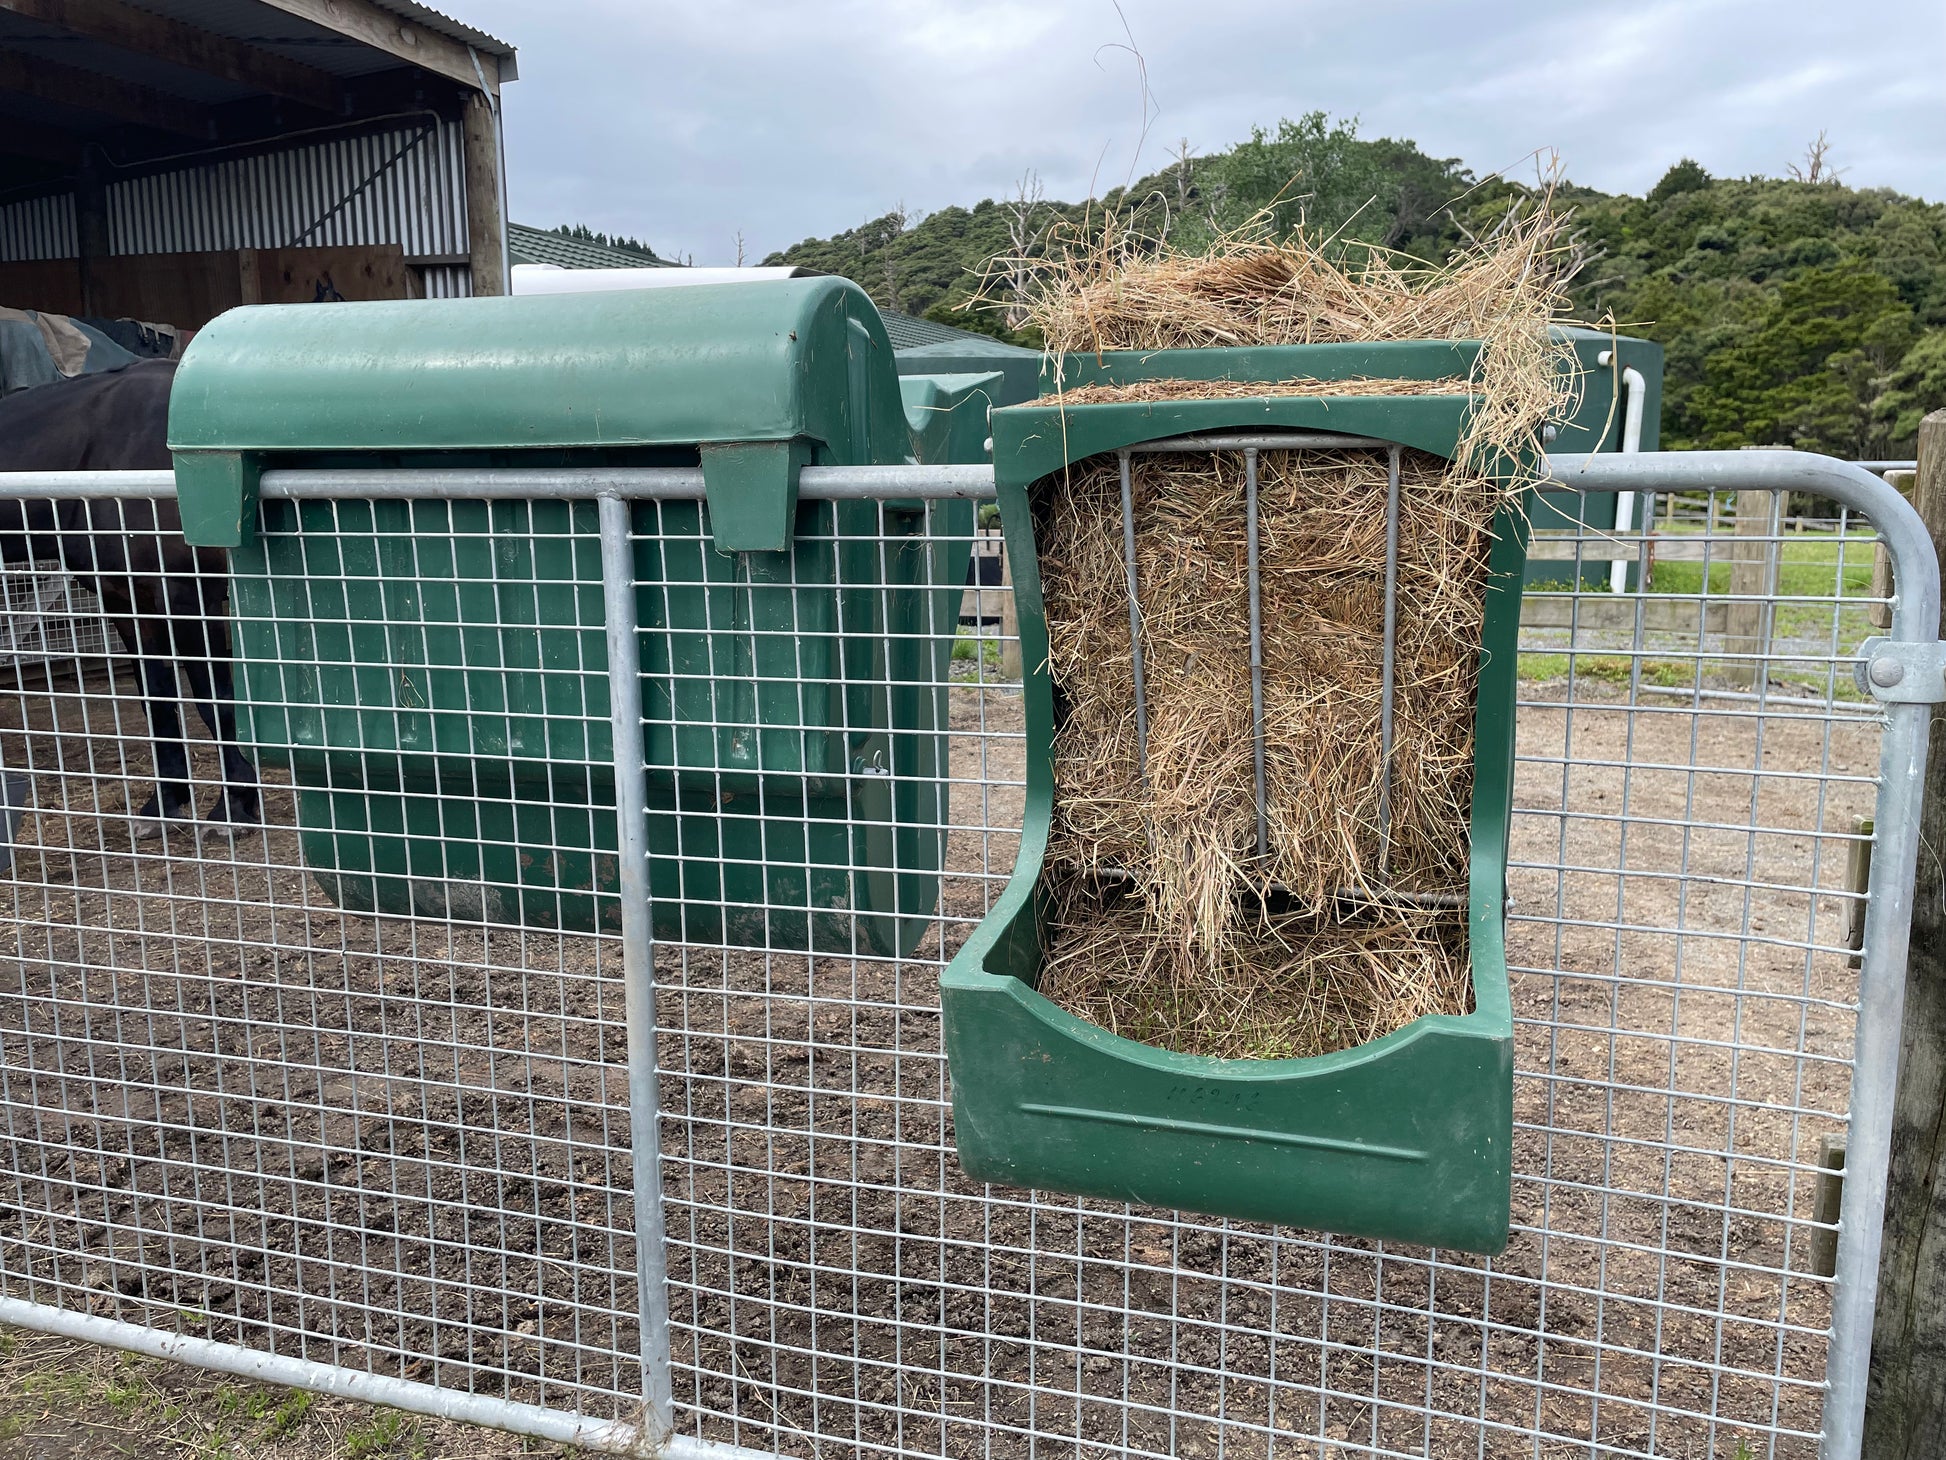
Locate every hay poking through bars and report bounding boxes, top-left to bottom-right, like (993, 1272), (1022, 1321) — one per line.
(1016, 205), (1576, 1061)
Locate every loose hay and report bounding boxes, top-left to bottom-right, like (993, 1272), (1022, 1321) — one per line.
(1018, 207), (1575, 1060)
(1038, 879), (1470, 1061)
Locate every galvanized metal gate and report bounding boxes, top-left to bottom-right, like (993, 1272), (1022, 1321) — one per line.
(0, 452), (1932, 1460)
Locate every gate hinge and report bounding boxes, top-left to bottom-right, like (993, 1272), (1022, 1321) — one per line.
(1854, 637), (1946, 704)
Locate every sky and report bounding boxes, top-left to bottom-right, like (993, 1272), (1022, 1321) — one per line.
(459, 0), (1946, 267)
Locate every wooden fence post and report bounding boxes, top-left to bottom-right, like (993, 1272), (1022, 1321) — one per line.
(1723, 487), (1778, 688)
(999, 540), (1022, 683)
(1870, 471), (1918, 632)
(1863, 408), (1946, 1456)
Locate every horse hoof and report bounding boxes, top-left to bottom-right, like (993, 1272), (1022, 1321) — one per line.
(131, 797), (195, 842)
(199, 795), (263, 840)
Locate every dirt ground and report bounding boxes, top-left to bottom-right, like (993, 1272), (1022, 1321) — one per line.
(0, 657), (1878, 1460)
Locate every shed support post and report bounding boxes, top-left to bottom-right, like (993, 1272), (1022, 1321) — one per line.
(1863, 408), (1946, 1458)
(461, 90), (506, 297)
(75, 145), (111, 317)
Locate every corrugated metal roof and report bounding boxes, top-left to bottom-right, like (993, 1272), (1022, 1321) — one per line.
(124, 0), (410, 79)
(507, 223), (673, 270)
(879, 310), (1031, 353)
(0, 0), (517, 92)
(366, 0), (516, 66)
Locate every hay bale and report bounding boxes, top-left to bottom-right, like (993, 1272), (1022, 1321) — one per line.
(1042, 447), (1484, 926)
(1016, 208), (1574, 1061)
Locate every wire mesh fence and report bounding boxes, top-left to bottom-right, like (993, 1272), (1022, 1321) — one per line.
(0, 497), (643, 1421)
(0, 471), (1912, 1458)
(0, 561), (118, 666)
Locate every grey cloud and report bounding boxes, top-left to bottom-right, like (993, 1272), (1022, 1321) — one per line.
(465, 0), (1944, 265)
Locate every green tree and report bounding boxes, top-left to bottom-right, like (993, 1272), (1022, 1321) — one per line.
(766, 115), (1485, 320)
(1648, 159), (1711, 203)
(1189, 113), (1386, 241)
(1688, 263), (1917, 455)
(1168, 113), (1484, 259)
(543, 223), (666, 262)
(1877, 327), (1946, 448)
(761, 119), (1946, 455)
(1570, 175), (1946, 454)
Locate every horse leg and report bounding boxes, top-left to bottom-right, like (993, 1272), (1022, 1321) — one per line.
(99, 559), (196, 840)
(130, 652), (195, 837)
(184, 645), (261, 835)
(181, 572), (261, 833)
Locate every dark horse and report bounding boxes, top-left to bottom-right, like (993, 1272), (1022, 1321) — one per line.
(0, 358), (260, 837)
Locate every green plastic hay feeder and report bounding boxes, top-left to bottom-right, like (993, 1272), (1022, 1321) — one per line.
(170, 278), (985, 956)
(940, 343), (1530, 1254)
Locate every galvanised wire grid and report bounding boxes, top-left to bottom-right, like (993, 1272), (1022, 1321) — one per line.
(0, 496), (642, 1426)
(647, 483), (1891, 1460)
(0, 462), (1927, 1460)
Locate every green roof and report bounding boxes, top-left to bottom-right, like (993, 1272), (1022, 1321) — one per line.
(507, 224), (674, 270)
(879, 310), (999, 350)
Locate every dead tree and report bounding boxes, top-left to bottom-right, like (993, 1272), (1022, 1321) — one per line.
(1788, 130), (1844, 185)
(1002, 171), (1050, 330)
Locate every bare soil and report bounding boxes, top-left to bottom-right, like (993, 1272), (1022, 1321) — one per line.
(0, 663), (1876, 1460)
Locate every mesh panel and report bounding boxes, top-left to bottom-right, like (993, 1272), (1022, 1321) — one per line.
(0, 485), (1887, 1458)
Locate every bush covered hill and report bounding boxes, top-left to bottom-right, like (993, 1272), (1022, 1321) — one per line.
(763, 116), (1946, 459)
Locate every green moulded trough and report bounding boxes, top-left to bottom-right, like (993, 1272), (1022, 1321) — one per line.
(169, 278), (986, 957)
(940, 340), (1532, 1254)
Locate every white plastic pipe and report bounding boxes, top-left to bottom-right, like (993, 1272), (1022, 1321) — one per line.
(1598, 349), (1648, 593)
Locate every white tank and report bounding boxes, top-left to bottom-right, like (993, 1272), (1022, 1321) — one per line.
(510, 264), (817, 295)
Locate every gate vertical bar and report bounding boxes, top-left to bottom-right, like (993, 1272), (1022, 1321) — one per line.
(1245, 446), (1267, 859)
(1377, 443), (1402, 869)
(599, 490), (675, 1441)
(1827, 692), (1933, 1460)
(1118, 448), (1149, 782)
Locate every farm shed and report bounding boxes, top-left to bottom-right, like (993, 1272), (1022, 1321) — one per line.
(0, 0), (515, 326)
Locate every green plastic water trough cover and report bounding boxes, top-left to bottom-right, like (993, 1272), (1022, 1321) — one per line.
(941, 342), (1529, 1254)
(170, 278), (979, 955)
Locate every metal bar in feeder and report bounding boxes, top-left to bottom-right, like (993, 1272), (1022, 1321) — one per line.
(1131, 431), (1388, 454)
(1118, 449), (1150, 782)
(1377, 444), (1402, 871)
(1245, 447), (1268, 860)
(1095, 863), (1468, 911)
